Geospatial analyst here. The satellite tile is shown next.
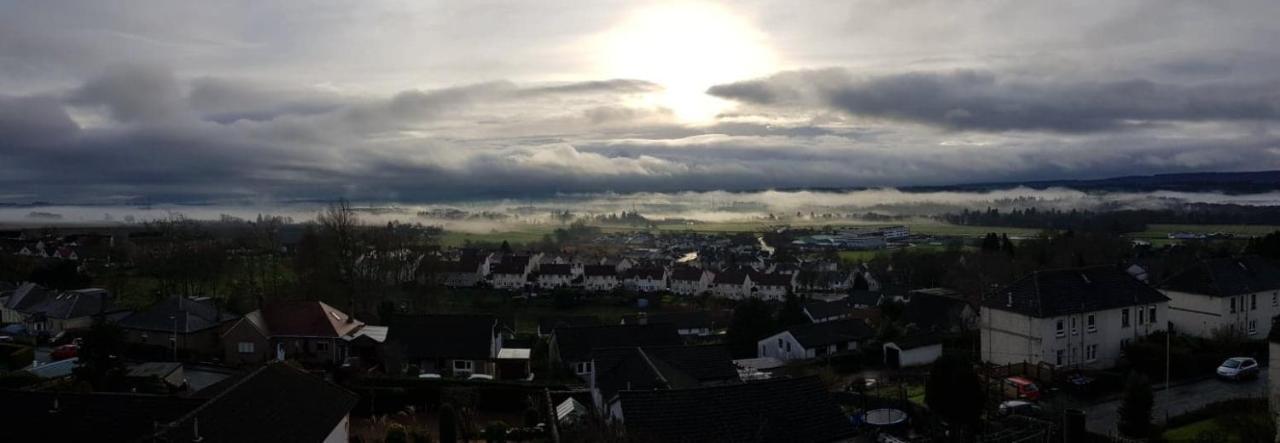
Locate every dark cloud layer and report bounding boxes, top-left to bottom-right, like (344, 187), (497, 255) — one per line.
(708, 69), (1280, 132)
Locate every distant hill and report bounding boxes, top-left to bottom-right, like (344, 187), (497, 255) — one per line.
(904, 170), (1280, 195)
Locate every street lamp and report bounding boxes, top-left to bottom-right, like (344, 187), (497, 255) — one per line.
(169, 315), (178, 362)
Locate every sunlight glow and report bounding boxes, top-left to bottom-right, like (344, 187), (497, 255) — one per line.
(597, 2), (778, 123)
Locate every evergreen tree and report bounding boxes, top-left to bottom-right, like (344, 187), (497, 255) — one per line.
(776, 291), (808, 328)
(925, 355), (984, 437)
(1117, 372), (1154, 438)
(726, 298), (776, 358)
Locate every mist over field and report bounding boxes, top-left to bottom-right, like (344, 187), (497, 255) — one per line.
(4, 186), (1279, 230)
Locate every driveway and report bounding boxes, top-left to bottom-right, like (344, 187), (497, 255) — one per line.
(1083, 371), (1268, 435)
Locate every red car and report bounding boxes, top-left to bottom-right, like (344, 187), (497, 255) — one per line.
(50, 344), (79, 361)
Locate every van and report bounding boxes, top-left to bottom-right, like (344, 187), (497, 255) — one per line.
(1003, 376), (1041, 401)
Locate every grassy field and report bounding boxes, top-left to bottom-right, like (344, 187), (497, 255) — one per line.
(1132, 224), (1280, 239)
(1161, 412), (1271, 442)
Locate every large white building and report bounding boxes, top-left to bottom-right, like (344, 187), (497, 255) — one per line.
(980, 267), (1169, 369)
(1160, 256), (1280, 338)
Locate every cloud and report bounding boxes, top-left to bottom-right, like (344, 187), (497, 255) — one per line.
(708, 69), (1280, 132)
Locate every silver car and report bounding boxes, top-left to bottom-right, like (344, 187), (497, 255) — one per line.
(1216, 357), (1259, 381)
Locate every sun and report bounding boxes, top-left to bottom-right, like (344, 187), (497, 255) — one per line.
(596, 3), (778, 123)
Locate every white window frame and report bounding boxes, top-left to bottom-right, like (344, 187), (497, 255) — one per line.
(1148, 306), (1156, 325)
(1070, 317), (1078, 335)
(1086, 314), (1096, 333)
(574, 361), (593, 375)
(1121, 308), (1130, 328)
(1056, 350), (1064, 366)
(237, 342), (255, 353)
(1086, 344), (1097, 362)
(315, 341), (328, 352)
(454, 360), (475, 372)
(1249, 320), (1258, 335)
(1056, 319), (1066, 338)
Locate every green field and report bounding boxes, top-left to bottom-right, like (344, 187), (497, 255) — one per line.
(1132, 224), (1280, 239)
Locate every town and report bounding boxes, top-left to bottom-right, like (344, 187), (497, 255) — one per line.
(2, 201), (1279, 442)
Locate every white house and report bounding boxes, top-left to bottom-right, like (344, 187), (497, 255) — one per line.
(490, 262), (530, 290)
(757, 319), (874, 362)
(1160, 256), (1280, 338)
(669, 268), (713, 296)
(582, 265), (620, 292)
(536, 264), (577, 290)
(750, 273), (793, 301)
(980, 267), (1169, 369)
(711, 271), (752, 299)
(624, 267), (667, 293)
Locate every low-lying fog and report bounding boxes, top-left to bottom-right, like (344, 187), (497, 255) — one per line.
(3, 187), (1280, 232)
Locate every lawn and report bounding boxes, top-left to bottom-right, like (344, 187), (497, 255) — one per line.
(1161, 413), (1272, 442)
(1131, 224), (1280, 240)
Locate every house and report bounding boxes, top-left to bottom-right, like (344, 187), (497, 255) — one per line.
(884, 335), (944, 368)
(582, 265), (620, 292)
(1159, 256), (1280, 338)
(443, 254), (491, 288)
(980, 266), (1170, 369)
(669, 267), (713, 296)
(537, 315), (601, 337)
(124, 362), (187, 392)
(623, 267), (667, 292)
(904, 288), (977, 333)
(611, 376), (855, 443)
(536, 263), (577, 289)
(384, 314), (502, 376)
(117, 296), (240, 357)
(710, 271), (752, 299)
(220, 301), (369, 366)
(0, 362), (357, 443)
(589, 345), (739, 412)
(146, 362), (359, 442)
(795, 270), (853, 296)
(550, 324), (682, 377)
(490, 261), (531, 290)
(757, 318), (874, 361)
(620, 311), (714, 336)
(1, 284), (121, 336)
(803, 299), (853, 323)
(750, 272), (794, 300)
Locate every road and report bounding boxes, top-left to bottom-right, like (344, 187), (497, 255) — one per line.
(1083, 371), (1268, 435)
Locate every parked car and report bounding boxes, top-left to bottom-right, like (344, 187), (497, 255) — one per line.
(1003, 376), (1041, 401)
(417, 373), (442, 379)
(1216, 357), (1259, 381)
(998, 400), (1043, 417)
(468, 374), (494, 381)
(50, 344), (79, 361)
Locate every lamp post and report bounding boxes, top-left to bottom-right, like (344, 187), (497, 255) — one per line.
(169, 315), (178, 362)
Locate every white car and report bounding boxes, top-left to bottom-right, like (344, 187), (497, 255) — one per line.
(1216, 357), (1259, 380)
(417, 373), (442, 379)
(467, 374), (494, 381)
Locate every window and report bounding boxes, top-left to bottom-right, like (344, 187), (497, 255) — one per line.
(1056, 350), (1065, 366)
(237, 342), (255, 353)
(1086, 314), (1097, 333)
(1056, 319), (1066, 337)
(1137, 308), (1144, 325)
(454, 360), (474, 372)
(1070, 317), (1078, 335)
(1249, 320), (1258, 335)
(574, 361), (593, 374)
(1121, 309), (1130, 328)
(1148, 306), (1157, 324)
(785, 341), (791, 352)
(1272, 293), (1277, 306)
(1121, 338), (1130, 349)
(761, 345), (766, 356)
(1251, 294), (1257, 310)
(777, 338), (783, 348)
(315, 341), (328, 352)
(1230, 297), (1236, 313)
(1086, 344), (1097, 362)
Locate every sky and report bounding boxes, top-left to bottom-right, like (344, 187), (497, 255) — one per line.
(2, 0), (1279, 204)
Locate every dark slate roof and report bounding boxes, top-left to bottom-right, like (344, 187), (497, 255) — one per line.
(1159, 256), (1280, 297)
(796, 270), (849, 287)
(538, 315), (601, 335)
(621, 311), (713, 330)
(670, 267), (707, 282)
(149, 363), (359, 443)
(848, 290), (882, 306)
(554, 324), (682, 363)
(260, 301), (363, 337)
(387, 314), (496, 360)
(491, 261), (527, 275)
(786, 318), (874, 349)
(22, 288), (117, 320)
(985, 266), (1169, 318)
(752, 273), (793, 287)
(584, 265), (618, 277)
(2, 282), (50, 311)
(618, 376), (855, 443)
(904, 290), (969, 332)
(803, 300), (850, 320)
(118, 296), (240, 334)
(0, 390), (202, 442)
(591, 345), (738, 402)
(446, 257), (484, 273)
(539, 263), (574, 276)
(713, 271), (748, 285)
(626, 267), (666, 280)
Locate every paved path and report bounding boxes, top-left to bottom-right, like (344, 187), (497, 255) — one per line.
(1083, 371), (1268, 435)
